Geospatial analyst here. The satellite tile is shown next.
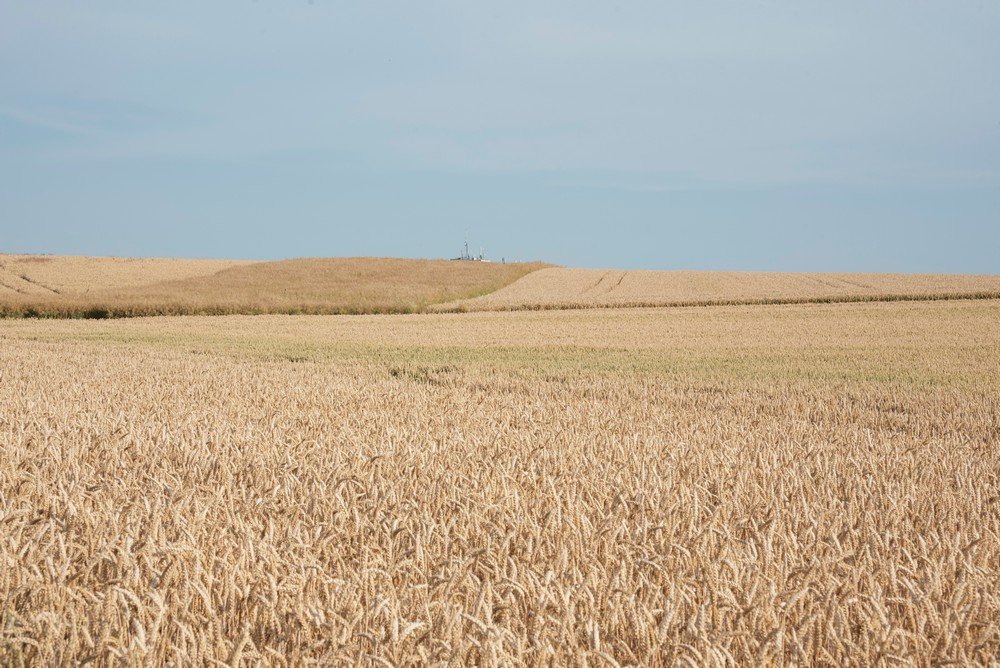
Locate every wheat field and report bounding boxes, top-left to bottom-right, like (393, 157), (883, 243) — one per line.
(439, 267), (1000, 311)
(1, 300), (997, 665)
(6, 255), (998, 319)
(0, 255), (545, 318)
(0, 254), (251, 296)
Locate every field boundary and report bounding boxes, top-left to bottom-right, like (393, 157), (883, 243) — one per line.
(4, 289), (999, 320)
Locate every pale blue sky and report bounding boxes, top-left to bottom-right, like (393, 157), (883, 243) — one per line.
(1, 1), (998, 271)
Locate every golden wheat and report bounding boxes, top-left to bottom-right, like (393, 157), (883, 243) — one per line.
(0, 256), (546, 318)
(1, 300), (997, 664)
(440, 267), (1000, 311)
(0, 254), (250, 295)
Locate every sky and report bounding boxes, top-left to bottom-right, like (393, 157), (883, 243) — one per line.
(1, 1), (998, 272)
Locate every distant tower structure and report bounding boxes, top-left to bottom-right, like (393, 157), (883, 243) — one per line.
(452, 237), (490, 262)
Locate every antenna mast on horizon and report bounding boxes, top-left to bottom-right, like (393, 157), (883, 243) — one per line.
(451, 234), (490, 262)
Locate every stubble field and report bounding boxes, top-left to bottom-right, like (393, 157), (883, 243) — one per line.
(1, 300), (998, 664)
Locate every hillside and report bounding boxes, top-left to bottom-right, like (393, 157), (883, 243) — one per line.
(438, 267), (1000, 311)
(5, 255), (998, 318)
(0, 254), (251, 297)
(0, 255), (546, 317)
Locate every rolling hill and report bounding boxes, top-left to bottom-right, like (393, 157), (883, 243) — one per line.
(0, 255), (546, 317)
(4, 254), (998, 318)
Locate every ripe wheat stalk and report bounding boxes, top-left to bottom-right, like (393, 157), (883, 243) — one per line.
(1, 302), (997, 664)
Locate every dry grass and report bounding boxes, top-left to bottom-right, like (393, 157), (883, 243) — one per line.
(439, 267), (1000, 311)
(1, 300), (998, 664)
(0, 256), (545, 318)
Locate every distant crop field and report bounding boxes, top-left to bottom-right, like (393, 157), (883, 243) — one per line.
(0, 255), (545, 317)
(439, 267), (1000, 311)
(0, 254), (250, 297)
(1, 300), (997, 664)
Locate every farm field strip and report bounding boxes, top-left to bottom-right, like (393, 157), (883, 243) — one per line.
(1, 300), (998, 664)
(4, 255), (997, 318)
(4, 300), (997, 387)
(441, 267), (1000, 311)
